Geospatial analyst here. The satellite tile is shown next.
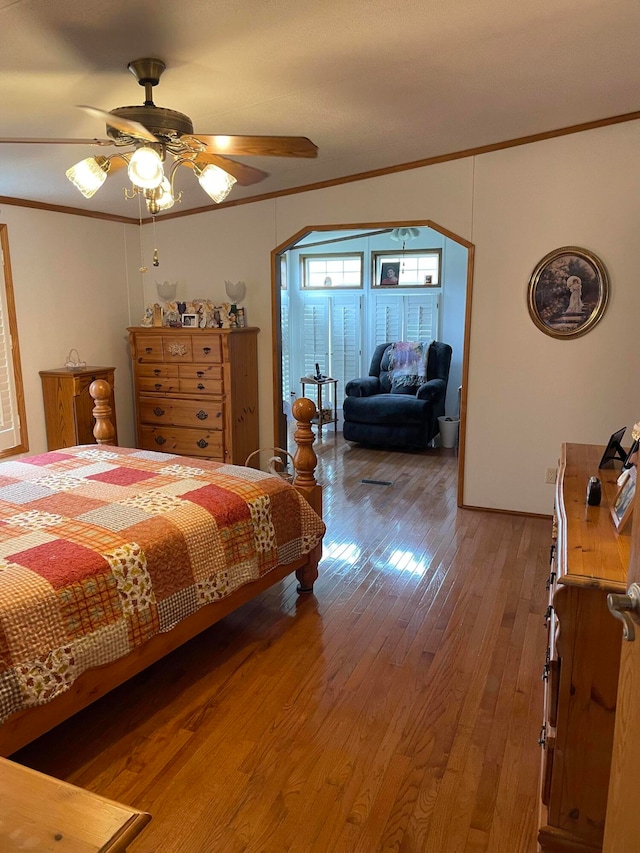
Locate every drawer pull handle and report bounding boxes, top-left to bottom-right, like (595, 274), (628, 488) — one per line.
(541, 663), (550, 682)
(538, 724), (547, 748)
(203, 347), (211, 355)
(154, 369), (161, 376)
(197, 371), (205, 377)
(544, 605), (553, 627)
(197, 439), (209, 449)
(154, 407), (165, 416)
(155, 435), (166, 446)
(197, 383), (205, 390)
(545, 570), (556, 591)
(155, 383), (162, 390)
(196, 410), (208, 420)
(145, 347), (152, 354)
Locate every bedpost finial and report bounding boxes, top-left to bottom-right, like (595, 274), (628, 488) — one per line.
(292, 397), (316, 424)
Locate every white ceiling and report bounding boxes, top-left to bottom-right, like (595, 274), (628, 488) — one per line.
(0, 0), (638, 220)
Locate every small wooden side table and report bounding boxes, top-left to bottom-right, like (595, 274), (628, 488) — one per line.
(300, 376), (338, 432)
(40, 366), (118, 450)
(0, 757), (151, 852)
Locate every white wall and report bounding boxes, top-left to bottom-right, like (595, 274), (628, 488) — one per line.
(466, 121), (640, 513)
(5, 118), (637, 516)
(140, 121), (640, 515)
(0, 204), (140, 452)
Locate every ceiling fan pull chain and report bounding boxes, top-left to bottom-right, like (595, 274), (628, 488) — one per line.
(138, 193), (147, 273)
(152, 215), (159, 267)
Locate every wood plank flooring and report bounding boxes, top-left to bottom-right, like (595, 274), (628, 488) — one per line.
(12, 435), (550, 852)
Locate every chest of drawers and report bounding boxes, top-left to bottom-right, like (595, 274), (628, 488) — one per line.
(538, 443), (629, 852)
(128, 327), (259, 465)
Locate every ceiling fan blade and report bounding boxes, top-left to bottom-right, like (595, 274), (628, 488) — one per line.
(188, 135), (318, 158)
(192, 153), (268, 186)
(77, 105), (159, 143)
(0, 138), (113, 145)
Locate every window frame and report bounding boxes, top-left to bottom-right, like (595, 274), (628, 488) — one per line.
(300, 252), (364, 290)
(372, 248), (443, 288)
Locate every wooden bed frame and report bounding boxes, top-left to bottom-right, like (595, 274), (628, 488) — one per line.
(0, 381), (323, 757)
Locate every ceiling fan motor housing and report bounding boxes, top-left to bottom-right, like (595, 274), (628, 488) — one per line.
(107, 106), (194, 143)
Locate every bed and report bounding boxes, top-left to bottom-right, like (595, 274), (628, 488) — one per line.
(0, 382), (324, 756)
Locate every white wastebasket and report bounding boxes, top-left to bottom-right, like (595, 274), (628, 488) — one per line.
(438, 416), (460, 448)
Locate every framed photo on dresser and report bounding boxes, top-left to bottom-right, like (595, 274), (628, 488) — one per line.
(611, 465), (636, 533)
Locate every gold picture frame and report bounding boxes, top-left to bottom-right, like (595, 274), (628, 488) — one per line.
(527, 246), (609, 339)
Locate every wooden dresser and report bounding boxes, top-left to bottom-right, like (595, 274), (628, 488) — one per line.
(0, 757), (150, 851)
(40, 366), (117, 450)
(128, 326), (259, 465)
(538, 443), (629, 852)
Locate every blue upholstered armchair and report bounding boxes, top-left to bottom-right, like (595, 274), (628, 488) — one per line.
(343, 341), (452, 449)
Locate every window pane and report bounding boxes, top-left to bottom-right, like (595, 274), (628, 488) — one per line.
(302, 254), (363, 288)
(373, 250), (441, 287)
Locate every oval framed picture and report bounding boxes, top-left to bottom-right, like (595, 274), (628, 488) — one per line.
(527, 246), (609, 339)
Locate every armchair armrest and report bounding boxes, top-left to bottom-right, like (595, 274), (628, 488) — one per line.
(345, 376), (381, 397)
(416, 378), (446, 403)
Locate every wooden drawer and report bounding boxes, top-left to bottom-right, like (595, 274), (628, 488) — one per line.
(160, 335), (194, 363)
(139, 425), (224, 460)
(139, 397), (224, 429)
(137, 364), (179, 379)
(135, 336), (165, 362)
(191, 335), (222, 363)
(138, 376), (181, 394)
(178, 363), (224, 395)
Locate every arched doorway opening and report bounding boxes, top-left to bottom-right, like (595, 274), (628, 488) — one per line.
(271, 220), (474, 506)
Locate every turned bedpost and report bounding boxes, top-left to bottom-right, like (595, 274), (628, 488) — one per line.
(291, 397), (322, 518)
(89, 380), (116, 446)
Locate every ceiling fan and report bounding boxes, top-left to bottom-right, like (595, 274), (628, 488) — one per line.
(0, 58), (319, 214)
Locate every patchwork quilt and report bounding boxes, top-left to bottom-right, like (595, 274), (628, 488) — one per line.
(0, 445), (325, 725)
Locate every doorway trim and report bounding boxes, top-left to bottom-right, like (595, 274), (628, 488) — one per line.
(271, 220), (475, 507)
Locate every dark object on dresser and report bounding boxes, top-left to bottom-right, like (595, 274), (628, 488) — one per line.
(587, 476), (602, 505)
(342, 341), (452, 449)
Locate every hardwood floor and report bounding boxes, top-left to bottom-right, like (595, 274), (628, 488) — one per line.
(13, 434), (550, 852)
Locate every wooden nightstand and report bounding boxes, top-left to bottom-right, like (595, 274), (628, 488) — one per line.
(40, 366), (118, 450)
(0, 757), (150, 852)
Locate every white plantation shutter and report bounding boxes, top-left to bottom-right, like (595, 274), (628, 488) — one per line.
(303, 298), (330, 379)
(0, 228), (27, 456)
(369, 293), (439, 366)
(280, 291), (291, 402)
(0, 305), (13, 431)
(406, 293), (438, 341)
(329, 294), (360, 396)
(373, 294), (403, 346)
(300, 293), (361, 405)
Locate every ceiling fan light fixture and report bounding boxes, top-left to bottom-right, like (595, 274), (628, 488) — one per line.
(145, 177), (175, 214)
(128, 146), (164, 189)
(390, 227), (420, 242)
(193, 163), (237, 203)
(65, 155), (110, 198)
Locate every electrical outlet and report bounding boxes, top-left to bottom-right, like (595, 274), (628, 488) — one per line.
(545, 467), (557, 485)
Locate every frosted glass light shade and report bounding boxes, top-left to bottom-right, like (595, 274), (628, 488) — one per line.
(195, 164), (237, 203)
(128, 147), (164, 189)
(146, 177), (175, 214)
(390, 227), (420, 242)
(65, 156), (109, 198)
